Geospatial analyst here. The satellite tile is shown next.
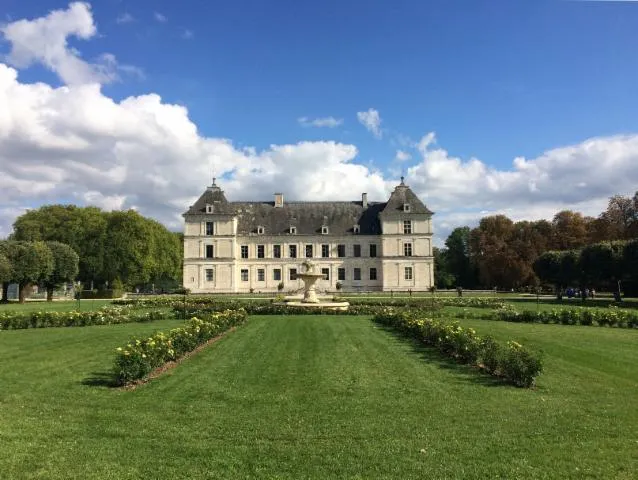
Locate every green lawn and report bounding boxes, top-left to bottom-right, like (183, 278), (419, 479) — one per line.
(0, 299), (113, 312)
(1, 315), (636, 479)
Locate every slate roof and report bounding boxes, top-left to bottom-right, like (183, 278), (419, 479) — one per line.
(381, 183), (433, 215)
(184, 179), (432, 235)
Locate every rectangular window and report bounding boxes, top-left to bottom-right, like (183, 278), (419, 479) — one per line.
(205, 245), (214, 259)
(369, 267), (377, 280)
(289, 245), (297, 258)
(257, 269), (265, 282)
(404, 243), (413, 257)
(273, 269), (282, 281)
(353, 244), (361, 257)
(305, 244), (313, 258)
(321, 244), (330, 258)
(337, 244), (346, 257)
(205, 221), (214, 236)
(369, 244), (377, 257)
(321, 268), (330, 280)
(338, 268), (346, 281)
(405, 266), (413, 280)
(353, 268), (361, 281)
(273, 245), (281, 258)
(257, 245), (265, 258)
(241, 245), (249, 259)
(241, 269), (248, 282)
(205, 268), (214, 282)
(289, 268), (297, 280)
(403, 220), (412, 234)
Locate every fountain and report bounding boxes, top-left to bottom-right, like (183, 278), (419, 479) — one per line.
(279, 260), (350, 311)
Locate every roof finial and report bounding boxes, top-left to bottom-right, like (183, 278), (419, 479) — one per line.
(400, 175), (405, 186)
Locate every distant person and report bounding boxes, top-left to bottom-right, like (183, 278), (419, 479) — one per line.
(591, 289), (596, 299)
(457, 286), (463, 297)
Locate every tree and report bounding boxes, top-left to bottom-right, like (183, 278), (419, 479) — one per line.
(433, 247), (454, 289)
(551, 210), (589, 250)
(444, 227), (477, 288)
(0, 252), (12, 302)
(11, 205), (107, 285)
(580, 242), (624, 293)
(599, 194), (638, 240)
(43, 242), (79, 301)
(469, 215), (527, 289)
(533, 250), (579, 299)
(0, 241), (54, 303)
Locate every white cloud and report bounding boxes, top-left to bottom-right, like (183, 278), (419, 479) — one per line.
(406, 132), (638, 243)
(0, 2), (141, 85)
(298, 116), (343, 128)
(357, 108), (382, 138)
(154, 12), (167, 23)
(116, 12), (134, 24)
(394, 150), (411, 162)
(181, 29), (194, 40)
(0, 63), (387, 237)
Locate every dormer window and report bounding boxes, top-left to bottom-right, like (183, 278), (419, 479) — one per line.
(403, 203), (411, 212)
(289, 226), (297, 234)
(206, 204), (213, 213)
(321, 226), (329, 235)
(353, 225), (360, 234)
(257, 226), (265, 235)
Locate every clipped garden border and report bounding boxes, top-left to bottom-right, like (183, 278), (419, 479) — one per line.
(0, 307), (173, 330)
(113, 309), (247, 386)
(373, 310), (543, 388)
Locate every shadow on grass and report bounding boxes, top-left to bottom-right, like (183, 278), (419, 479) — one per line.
(375, 324), (509, 388)
(82, 371), (119, 388)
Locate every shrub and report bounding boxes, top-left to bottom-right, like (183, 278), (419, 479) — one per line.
(113, 309), (247, 384)
(372, 310), (543, 388)
(0, 306), (171, 330)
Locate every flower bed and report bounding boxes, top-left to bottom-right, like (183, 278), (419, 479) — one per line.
(0, 306), (171, 330)
(493, 306), (638, 328)
(113, 309), (247, 385)
(373, 309), (543, 387)
(173, 301), (441, 318)
(114, 295), (506, 310)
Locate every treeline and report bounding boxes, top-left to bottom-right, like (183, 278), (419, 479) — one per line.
(0, 241), (79, 303)
(435, 192), (638, 294)
(10, 206), (182, 292)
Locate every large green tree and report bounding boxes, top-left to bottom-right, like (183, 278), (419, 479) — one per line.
(444, 227), (478, 288)
(533, 250), (580, 299)
(579, 241), (624, 293)
(0, 241), (54, 303)
(11, 205), (107, 284)
(44, 242), (80, 301)
(11, 205), (182, 290)
(433, 247), (455, 289)
(0, 252), (12, 301)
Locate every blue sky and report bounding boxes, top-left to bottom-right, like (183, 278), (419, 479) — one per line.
(1, 0), (638, 241)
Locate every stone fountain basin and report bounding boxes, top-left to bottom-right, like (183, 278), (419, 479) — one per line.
(276, 300), (350, 311)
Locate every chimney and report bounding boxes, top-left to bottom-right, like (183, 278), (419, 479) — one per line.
(274, 192), (284, 208)
(362, 192), (368, 209)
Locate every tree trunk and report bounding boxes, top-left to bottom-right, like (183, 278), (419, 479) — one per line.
(555, 284), (562, 301)
(1, 282), (9, 303)
(18, 282), (30, 304)
(47, 286), (54, 302)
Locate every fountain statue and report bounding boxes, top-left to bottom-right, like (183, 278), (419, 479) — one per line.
(297, 260), (325, 303)
(277, 260), (350, 311)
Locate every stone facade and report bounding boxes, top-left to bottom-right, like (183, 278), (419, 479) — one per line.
(183, 179), (434, 293)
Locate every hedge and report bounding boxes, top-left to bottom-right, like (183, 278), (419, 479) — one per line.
(373, 309), (543, 387)
(113, 309), (247, 385)
(0, 306), (171, 330)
